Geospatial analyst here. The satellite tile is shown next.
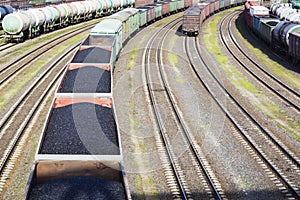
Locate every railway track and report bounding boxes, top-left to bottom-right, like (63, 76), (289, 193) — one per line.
(0, 20), (101, 86)
(0, 33), (82, 195)
(143, 16), (224, 200)
(184, 12), (300, 199)
(0, 44), (78, 194)
(0, 43), (16, 52)
(220, 10), (300, 113)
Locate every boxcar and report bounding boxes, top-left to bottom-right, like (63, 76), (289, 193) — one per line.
(185, 0), (192, 8)
(145, 4), (162, 19)
(90, 19), (123, 56)
(214, 0), (220, 13)
(230, 0), (237, 6)
(289, 32), (300, 62)
(182, 6), (202, 35)
(177, 0), (185, 11)
(208, 0), (215, 15)
(107, 12), (131, 43)
(198, 2), (210, 18)
(219, 0), (225, 10)
(156, 2), (170, 16)
(138, 8), (148, 26)
(224, 0), (230, 8)
(165, 0), (177, 13)
(139, 6), (155, 23)
(123, 8), (140, 35)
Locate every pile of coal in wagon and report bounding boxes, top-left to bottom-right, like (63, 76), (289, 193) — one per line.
(72, 47), (111, 63)
(28, 176), (125, 200)
(40, 103), (119, 155)
(60, 66), (111, 93)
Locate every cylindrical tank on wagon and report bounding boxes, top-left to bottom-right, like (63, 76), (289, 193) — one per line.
(277, 7), (295, 19)
(275, 4), (292, 17)
(39, 7), (52, 23)
(273, 5), (282, 16)
(285, 11), (299, 21)
(84, 1), (95, 13)
(119, 0), (124, 8)
(121, 0), (128, 7)
(0, 5), (14, 20)
(67, 3), (79, 16)
(25, 9), (46, 27)
(89, 0), (101, 12)
(106, 0), (114, 10)
(89, 0), (102, 13)
(108, 0), (114, 10)
(111, 0), (121, 10)
(60, 4), (75, 17)
(80, 1), (92, 14)
(281, 23), (300, 46)
(71, 2), (85, 16)
(273, 21), (288, 44)
(270, 3), (280, 13)
(45, 6), (61, 21)
(98, 0), (108, 11)
(2, 12), (31, 34)
(54, 4), (68, 18)
(129, 0), (135, 7)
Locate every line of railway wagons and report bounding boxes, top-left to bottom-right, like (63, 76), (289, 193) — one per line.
(245, 1), (300, 64)
(2, 0), (135, 42)
(24, 0), (202, 199)
(0, 4), (13, 25)
(182, 0), (246, 35)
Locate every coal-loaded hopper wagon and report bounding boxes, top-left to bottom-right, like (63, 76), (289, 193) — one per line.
(23, 25), (131, 199)
(58, 35), (116, 94)
(25, 161), (128, 199)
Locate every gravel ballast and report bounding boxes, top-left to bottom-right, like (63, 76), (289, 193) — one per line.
(72, 47), (112, 63)
(28, 176), (125, 200)
(60, 66), (111, 93)
(40, 103), (120, 155)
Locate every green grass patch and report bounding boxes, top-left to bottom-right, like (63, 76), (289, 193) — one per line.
(126, 48), (139, 70)
(0, 32), (88, 112)
(203, 8), (300, 141)
(168, 34), (179, 66)
(168, 52), (178, 66)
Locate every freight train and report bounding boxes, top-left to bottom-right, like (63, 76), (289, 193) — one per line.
(0, 5), (13, 27)
(24, 0), (249, 198)
(24, 1), (193, 199)
(182, 0), (246, 35)
(244, 1), (300, 64)
(24, 0), (255, 198)
(2, 0), (135, 42)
